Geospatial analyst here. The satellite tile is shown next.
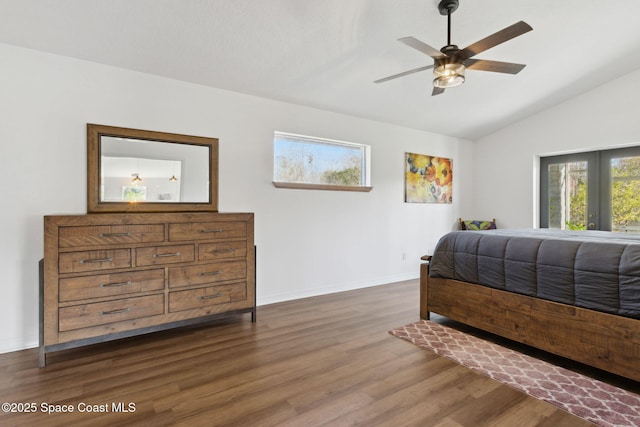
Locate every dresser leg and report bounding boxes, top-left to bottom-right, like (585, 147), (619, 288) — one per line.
(38, 258), (46, 367)
(39, 348), (46, 368)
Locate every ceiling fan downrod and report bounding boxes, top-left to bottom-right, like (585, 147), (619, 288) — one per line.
(438, 0), (459, 47)
(447, 10), (451, 45)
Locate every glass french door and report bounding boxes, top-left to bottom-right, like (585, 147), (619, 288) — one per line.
(541, 152), (598, 230)
(540, 147), (640, 233)
(602, 148), (640, 232)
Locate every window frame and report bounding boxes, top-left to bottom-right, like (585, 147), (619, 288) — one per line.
(272, 132), (372, 192)
(540, 145), (640, 232)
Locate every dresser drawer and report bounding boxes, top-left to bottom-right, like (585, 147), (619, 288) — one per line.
(59, 224), (164, 248)
(169, 221), (247, 241)
(168, 260), (246, 288)
(136, 245), (195, 266)
(58, 294), (164, 332)
(169, 283), (247, 312)
(59, 269), (165, 302)
(199, 241), (247, 261)
(59, 249), (131, 274)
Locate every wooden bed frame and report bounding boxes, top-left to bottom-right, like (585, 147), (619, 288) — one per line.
(420, 260), (640, 383)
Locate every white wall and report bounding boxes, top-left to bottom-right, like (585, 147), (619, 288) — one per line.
(472, 68), (640, 228)
(0, 43), (473, 353)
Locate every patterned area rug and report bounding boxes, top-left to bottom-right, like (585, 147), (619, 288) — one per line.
(390, 320), (640, 427)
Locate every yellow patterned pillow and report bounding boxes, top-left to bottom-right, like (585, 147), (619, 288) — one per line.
(462, 220), (497, 230)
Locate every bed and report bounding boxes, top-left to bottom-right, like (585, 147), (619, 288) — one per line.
(421, 229), (640, 382)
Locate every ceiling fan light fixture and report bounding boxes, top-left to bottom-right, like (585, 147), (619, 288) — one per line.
(433, 63), (465, 88)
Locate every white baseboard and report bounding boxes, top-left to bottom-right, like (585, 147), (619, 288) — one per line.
(256, 272), (419, 306)
(0, 336), (38, 354)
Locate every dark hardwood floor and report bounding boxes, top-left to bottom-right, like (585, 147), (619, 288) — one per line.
(0, 280), (596, 426)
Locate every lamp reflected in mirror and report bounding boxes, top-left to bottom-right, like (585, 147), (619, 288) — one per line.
(169, 162), (178, 182)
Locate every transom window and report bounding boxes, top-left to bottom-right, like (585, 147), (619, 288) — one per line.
(272, 132), (372, 192)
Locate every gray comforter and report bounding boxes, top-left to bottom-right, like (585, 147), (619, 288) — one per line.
(429, 229), (640, 319)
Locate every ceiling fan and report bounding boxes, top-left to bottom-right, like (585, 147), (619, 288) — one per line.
(375, 0), (532, 95)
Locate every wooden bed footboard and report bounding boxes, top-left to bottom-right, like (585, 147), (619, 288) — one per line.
(420, 262), (640, 382)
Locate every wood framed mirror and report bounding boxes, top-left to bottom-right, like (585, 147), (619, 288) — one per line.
(87, 124), (218, 213)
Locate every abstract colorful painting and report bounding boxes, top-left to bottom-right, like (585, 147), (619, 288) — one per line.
(404, 153), (452, 203)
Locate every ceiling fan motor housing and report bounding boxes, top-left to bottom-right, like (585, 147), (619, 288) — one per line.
(437, 45), (463, 69)
(439, 44), (460, 57)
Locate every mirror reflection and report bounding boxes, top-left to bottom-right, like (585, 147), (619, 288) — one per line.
(100, 137), (210, 204)
(88, 123), (218, 213)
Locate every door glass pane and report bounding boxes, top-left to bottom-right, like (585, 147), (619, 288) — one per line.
(611, 156), (640, 233)
(547, 161), (588, 230)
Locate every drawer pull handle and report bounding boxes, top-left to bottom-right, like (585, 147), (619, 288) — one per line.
(152, 252), (181, 258)
(211, 249), (234, 254)
(79, 258), (113, 264)
(100, 307), (131, 316)
(100, 232), (132, 237)
(100, 280), (132, 288)
(198, 270), (222, 276)
(198, 292), (223, 300)
(198, 229), (224, 234)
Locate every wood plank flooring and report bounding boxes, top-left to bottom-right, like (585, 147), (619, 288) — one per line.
(0, 280), (598, 426)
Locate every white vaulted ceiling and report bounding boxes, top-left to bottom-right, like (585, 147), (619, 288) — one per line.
(2, 0), (640, 140)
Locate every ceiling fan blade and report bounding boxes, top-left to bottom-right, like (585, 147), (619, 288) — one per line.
(464, 59), (526, 74)
(374, 65), (434, 84)
(432, 87), (445, 96)
(457, 21), (532, 61)
(398, 37), (447, 59)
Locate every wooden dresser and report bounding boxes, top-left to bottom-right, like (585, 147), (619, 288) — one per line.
(41, 212), (255, 367)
